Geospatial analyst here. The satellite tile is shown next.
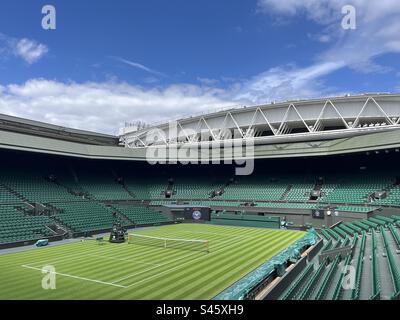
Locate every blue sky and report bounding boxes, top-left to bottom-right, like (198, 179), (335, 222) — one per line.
(0, 0), (400, 134)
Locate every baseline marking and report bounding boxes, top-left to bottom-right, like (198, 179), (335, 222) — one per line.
(21, 264), (127, 288)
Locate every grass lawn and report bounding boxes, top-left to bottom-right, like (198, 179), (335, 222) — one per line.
(0, 223), (304, 300)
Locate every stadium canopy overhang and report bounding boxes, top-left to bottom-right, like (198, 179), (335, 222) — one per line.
(2, 93), (400, 161)
(0, 113), (118, 146)
(1, 126), (400, 161)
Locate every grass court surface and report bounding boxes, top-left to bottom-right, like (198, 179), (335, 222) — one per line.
(0, 223), (304, 299)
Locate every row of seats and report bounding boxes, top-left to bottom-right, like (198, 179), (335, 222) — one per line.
(323, 175), (393, 204)
(331, 236), (358, 300)
(337, 219), (400, 300)
(169, 178), (224, 200)
(284, 218), (399, 300)
(0, 185), (22, 203)
(0, 169), (173, 241)
(295, 237), (336, 300)
(0, 205), (53, 244)
(1, 168), (400, 210)
(370, 229), (381, 300)
(112, 204), (171, 225)
(351, 231), (366, 300)
(150, 199), (374, 213)
(72, 170), (132, 200)
(49, 201), (130, 233)
(380, 225), (400, 299)
(131, 174), (400, 208)
(1, 171), (79, 203)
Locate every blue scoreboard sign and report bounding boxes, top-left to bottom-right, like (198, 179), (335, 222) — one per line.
(183, 207), (210, 222)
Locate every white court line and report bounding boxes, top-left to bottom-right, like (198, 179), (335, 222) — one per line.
(20, 230), (287, 290)
(21, 264), (127, 288)
(112, 231), (258, 285)
(22, 251), (161, 287)
(22, 233), (210, 288)
(22, 244), (117, 267)
(120, 238), (236, 288)
(24, 240), (166, 268)
(122, 231), (288, 289)
(109, 234), (235, 285)
(109, 233), (228, 284)
(22, 226), (283, 288)
(108, 234), (231, 287)
(110, 250), (199, 284)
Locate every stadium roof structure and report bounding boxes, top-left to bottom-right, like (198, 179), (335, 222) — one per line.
(120, 93), (400, 148)
(2, 93), (400, 160)
(0, 113), (118, 146)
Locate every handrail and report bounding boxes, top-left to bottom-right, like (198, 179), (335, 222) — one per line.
(332, 253), (351, 300)
(298, 258), (327, 300)
(315, 255), (340, 300)
(280, 263), (314, 300)
(351, 231), (366, 300)
(369, 229), (380, 300)
(380, 226), (400, 298)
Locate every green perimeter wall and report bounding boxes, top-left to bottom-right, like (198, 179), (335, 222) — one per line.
(209, 213), (281, 229)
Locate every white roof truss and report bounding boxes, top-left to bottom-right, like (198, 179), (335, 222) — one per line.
(314, 100), (349, 131)
(353, 97), (394, 128)
(246, 108), (277, 137)
(277, 104), (311, 135)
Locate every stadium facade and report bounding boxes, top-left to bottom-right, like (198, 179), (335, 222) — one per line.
(0, 93), (400, 300)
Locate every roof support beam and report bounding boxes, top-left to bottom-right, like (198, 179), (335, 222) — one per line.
(277, 104), (311, 135)
(314, 100), (349, 131)
(353, 97), (394, 128)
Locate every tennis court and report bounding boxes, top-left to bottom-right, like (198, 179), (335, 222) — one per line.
(0, 223), (304, 299)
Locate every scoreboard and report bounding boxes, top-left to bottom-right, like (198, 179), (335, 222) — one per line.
(183, 207), (211, 222)
(312, 209), (325, 219)
(165, 205), (211, 222)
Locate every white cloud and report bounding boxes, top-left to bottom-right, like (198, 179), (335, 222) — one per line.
(258, 0), (400, 24)
(0, 66), (348, 135)
(14, 38), (48, 64)
(257, 0), (343, 23)
(307, 33), (332, 43)
(0, 34), (48, 64)
(236, 0), (400, 103)
(1, 2), (399, 133)
(0, 79), (236, 135)
(197, 77), (220, 86)
(236, 61), (345, 103)
(258, 0), (400, 70)
(111, 56), (166, 77)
